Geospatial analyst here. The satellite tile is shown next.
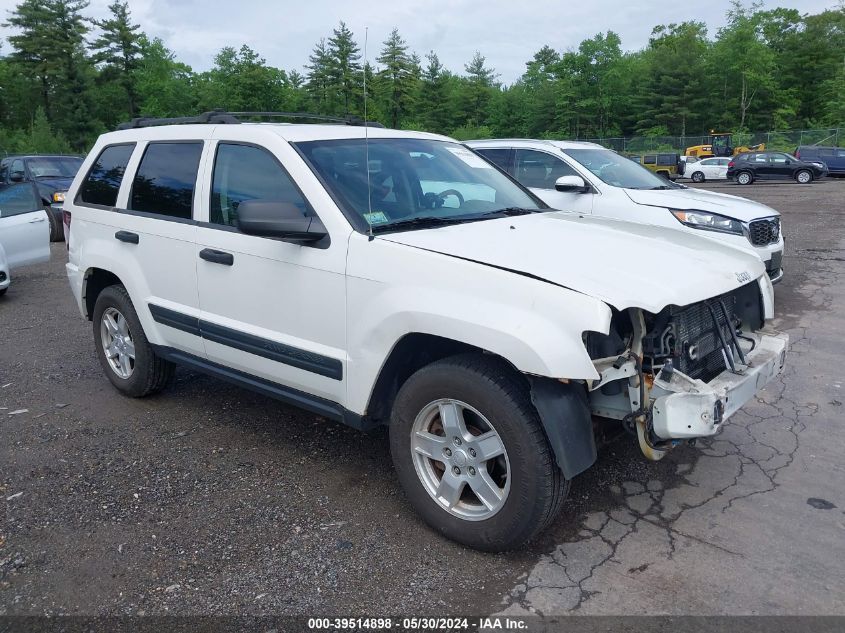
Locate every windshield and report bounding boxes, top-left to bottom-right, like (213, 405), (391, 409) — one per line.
(562, 148), (681, 190)
(294, 138), (544, 232)
(26, 156), (83, 178)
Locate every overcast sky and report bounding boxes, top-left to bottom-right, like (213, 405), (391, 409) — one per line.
(0, 0), (837, 83)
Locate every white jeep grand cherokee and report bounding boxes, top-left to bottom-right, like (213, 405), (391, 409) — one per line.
(64, 113), (788, 551)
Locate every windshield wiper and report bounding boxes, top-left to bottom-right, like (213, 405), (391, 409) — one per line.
(370, 216), (476, 234)
(479, 207), (540, 217)
(647, 185), (674, 190)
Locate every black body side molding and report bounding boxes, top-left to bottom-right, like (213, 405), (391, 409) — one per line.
(147, 303), (343, 380)
(528, 377), (597, 479)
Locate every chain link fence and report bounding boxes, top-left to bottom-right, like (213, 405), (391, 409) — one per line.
(579, 128), (845, 154)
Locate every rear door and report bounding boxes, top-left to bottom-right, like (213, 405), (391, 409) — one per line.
(74, 138), (207, 357)
(768, 153), (793, 179)
(0, 182), (50, 268)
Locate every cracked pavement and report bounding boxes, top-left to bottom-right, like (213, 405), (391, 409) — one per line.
(1, 179), (844, 616)
(498, 180), (845, 616)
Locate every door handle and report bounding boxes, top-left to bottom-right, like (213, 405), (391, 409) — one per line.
(115, 230), (139, 244)
(199, 248), (234, 266)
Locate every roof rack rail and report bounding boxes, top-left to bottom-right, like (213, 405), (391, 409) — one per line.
(116, 110), (240, 130)
(229, 112), (385, 128)
(115, 110), (385, 130)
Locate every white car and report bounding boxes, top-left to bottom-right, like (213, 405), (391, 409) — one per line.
(0, 182), (51, 296)
(684, 157), (730, 183)
(64, 113), (787, 551)
(467, 140), (784, 283)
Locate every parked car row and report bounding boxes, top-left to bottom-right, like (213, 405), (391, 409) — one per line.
(58, 112), (791, 550)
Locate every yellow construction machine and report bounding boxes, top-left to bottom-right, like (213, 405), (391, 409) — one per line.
(684, 132), (765, 159)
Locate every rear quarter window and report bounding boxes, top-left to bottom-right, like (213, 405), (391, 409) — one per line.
(77, 144), (136, 207)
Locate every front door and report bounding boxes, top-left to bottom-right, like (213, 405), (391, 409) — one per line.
(511, 149), (594, 214)
(194, 135), (347, 405)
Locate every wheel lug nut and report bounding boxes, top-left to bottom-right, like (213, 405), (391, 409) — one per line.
(454, 437), (462, 446)
(468, 467), (476, 476)
(469, 448), (476, 458)
(452, 466), (461, 475)
(444, 448), (452, 457)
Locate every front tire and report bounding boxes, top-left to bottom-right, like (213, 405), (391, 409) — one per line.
(92, 285), (174, 397)
(46, 208), (63, 242)
(795, 169), (812, 184)
(736, 171), (753, 185)
(691, 171), (705, 183)
(389, 354), (568, 551)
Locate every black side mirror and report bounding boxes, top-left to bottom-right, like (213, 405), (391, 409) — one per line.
(9, 171), (25, 182)
(236, 200), (328, 244)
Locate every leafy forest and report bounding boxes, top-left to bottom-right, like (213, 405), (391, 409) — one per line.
(0, 0), (843, 154)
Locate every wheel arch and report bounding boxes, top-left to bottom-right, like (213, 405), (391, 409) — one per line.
(82, 267), (124, 320)
(364, 333), (488, 425)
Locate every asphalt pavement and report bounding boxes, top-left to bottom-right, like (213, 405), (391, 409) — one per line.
(1, 178), (844, 617)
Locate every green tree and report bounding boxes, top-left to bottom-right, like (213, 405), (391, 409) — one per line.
(417, 52), (452, 133)
(6, 0), (96, 148)
(462, 51), (498, 127)
(90, 0), (143, 118)
(376, 28), (417, 128)
(306, 38), (334, 113)
(327, 22), (362, 115)
(134, 36), (195, 117)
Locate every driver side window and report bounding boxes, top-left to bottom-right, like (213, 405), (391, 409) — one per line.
(514, 149), (577, 189)
(211, 143), (309, 227)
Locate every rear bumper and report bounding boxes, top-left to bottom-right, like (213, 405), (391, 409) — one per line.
(66, 262), (86, 318)
(650, 329), (788, 440)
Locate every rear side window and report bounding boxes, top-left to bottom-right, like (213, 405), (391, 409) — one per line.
(78, 144), (135, 207)
(475, 148), (510, 171)
(210, 143), (309, 227)
(643, 155), (656, 165)
(656, 154), (677, 166)
(130, 142), (203, 219)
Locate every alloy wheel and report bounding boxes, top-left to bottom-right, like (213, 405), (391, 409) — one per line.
(410, 399), (510, 521)
(100, 307), (136, 379)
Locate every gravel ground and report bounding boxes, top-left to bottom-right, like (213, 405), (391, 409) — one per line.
(1, 178), (844, 617)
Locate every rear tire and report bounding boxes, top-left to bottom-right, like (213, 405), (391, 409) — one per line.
(736, 171), (753, 185)
(0, 288), (7, 297)
(691, 171), (705, 183)
(389, 354), (568, 551)
(92, 285), (174, 397)
(795, 169), (812, 184)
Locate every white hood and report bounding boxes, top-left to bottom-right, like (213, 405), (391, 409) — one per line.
(381, 212), (765, 314)
(624, 187), (779, 223)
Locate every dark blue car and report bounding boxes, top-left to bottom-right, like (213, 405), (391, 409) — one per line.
(794, 146), (845, 176)
(0, 154), (84, 241)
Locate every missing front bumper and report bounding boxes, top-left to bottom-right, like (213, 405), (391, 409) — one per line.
(649, 329), (788, 440)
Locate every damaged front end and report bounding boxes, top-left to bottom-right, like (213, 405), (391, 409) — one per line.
(585, 279), (788, 461)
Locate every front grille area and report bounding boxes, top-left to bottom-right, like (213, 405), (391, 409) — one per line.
(748, 217), (780, 246)
(643, 282), (763, 383)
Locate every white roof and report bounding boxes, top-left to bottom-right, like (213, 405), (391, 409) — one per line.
(96, 122), (454, 145)
(466, 138), (607, 150)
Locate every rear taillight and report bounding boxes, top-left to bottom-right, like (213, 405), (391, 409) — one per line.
(728, 161), (735, 167)
(62, 209), (71, 248)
